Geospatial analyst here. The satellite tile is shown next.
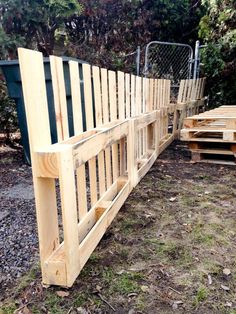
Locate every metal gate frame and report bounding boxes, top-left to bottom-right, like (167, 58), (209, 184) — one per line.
(143, 41), (194, 99)
(193, 40), (207, 79)
(144, 41), (194, 77)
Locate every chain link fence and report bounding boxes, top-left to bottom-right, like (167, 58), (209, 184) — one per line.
(144, 41), (193, 101)
(117, 46), (141, 75)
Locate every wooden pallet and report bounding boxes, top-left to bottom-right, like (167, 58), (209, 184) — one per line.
(188, 142), (236, 165)
(181, 106), (236, 143)
(18, 47), (205, 287)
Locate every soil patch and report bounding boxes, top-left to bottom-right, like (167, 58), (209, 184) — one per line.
(0, 141), (236, 313)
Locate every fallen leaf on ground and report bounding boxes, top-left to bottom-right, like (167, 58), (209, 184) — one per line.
(208, 274), (212, 285)
(116, 269), (126, 275)
(77, 307), (88, 314)
(14, 306), (32, 314)
(56, 290), (70, 297)
(221, 284), (230, 291)
(96, 285), (102, 292)
(141, 285), (149, 292)
(223, 268), (231, 276)
(172, 301), (183, 309)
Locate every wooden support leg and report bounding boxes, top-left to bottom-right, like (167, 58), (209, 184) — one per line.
(33, 176), (60, 284)
(57, 147), (80, 287)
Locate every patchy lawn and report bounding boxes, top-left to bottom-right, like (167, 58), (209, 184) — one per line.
(1, 141), (236, 314)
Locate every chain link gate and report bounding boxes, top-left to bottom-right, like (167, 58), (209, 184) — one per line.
(144, 41), (193, 101)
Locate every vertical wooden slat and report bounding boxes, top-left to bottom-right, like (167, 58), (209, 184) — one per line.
(101, 68), (109, 125)
(146, 78), (150, 112)
(131, 74), (136, 117)
(177, 80), (185, 103)
(135, 76), (142, 158)
(118, 71), (126, 175)
(125, 73), (131, 118)
(187, 79), (193, 102)
(83, 64), (94, 130)
(83, 64), (97, 206)
(157, 79), (161, 109)
(161, 79), (165, 107)
(135, 76), (142, 115)
(93, 66), (103, 126)
(69, 61), (88, 220)
(197, 78), (201, 99)
(167, 80), (171, 106)
(142, 77), (148, 155)
(182, 80), (188, 103)
(50, 56), (69, 141)
(149, 78), (154, 111)
(57, 147), (80, 286)
(202, 78), (206, 98)
(101, 68), (112, 188)
(108, 70), (119, 181)
(109, 70), (118, 121)
(143, 78), (148, 154)
(153, 79), (158, 110)
(18, 48), (60, 284)
(92, 66), (106, 196)
(118, 71), (125, 120)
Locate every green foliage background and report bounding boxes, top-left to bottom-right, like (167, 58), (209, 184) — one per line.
(199, 0), (236, 107)
(0, 0), (235, 139)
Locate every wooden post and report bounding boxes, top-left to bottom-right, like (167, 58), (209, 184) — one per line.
(57, 147), (80, 286)
(18, 48), (60, 284)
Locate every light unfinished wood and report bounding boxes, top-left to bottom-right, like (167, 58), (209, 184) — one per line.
(125, 73), (131, 118)
(57, 146), (79, 286)
(93, 66), (106, 196)
(50, 56), (69, 141)
(131, 74), (136, 117)
(18, 48), (60, 284)
(101, 68), (112, 188)
(83, 63), (98, 206)
(108, 70), (119, 181)
(69, 61), (87, 220)
(118, 71), (126, 175)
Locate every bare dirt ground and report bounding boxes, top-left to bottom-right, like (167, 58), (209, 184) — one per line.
(0, 141), (236, 314)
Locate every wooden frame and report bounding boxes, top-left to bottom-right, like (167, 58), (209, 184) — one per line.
(18, 48), (205, 287)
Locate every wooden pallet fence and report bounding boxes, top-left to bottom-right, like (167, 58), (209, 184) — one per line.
(176, 78), (206, 132)
(18, 48), (203, 287)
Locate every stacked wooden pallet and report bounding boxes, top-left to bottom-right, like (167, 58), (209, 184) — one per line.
(181, 106), (236, 165)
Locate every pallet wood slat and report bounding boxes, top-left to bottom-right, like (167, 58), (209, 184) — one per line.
(109, 70), (119, 181)
(18, 48), (60, 284)
(18, 47), (206, 287)
(69, 61), (88, 219)
(50, 56), (69, 141)
(131, 74), (136, 117)
(93, 66), (106, 197)
(101, 68), (112, 188)
(125, 73), (131, 118)
(83, 64), (98, 206)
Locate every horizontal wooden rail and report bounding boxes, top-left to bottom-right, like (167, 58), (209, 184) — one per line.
(18, 47), (206, 287)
